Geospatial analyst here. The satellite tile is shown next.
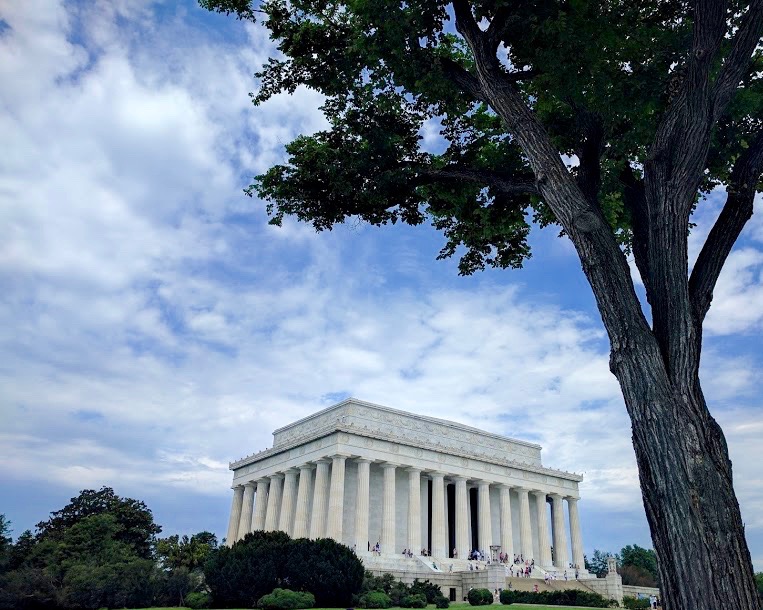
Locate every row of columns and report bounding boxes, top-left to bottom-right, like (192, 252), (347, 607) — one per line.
(226, 456), (585, 569)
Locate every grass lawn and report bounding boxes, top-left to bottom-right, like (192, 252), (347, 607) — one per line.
(139, 602), (608, 610)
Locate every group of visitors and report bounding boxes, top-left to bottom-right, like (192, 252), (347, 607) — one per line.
(508, 564), (533, 577)
(636, 594), (661, 609)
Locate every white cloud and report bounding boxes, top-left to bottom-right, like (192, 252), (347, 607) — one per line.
(1, 0), (761, 570)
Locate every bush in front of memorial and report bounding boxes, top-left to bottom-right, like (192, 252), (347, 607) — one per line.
(499, 588), (613, 607)
(203, 531), (364, 608)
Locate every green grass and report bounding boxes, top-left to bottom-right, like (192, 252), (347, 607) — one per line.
(143, 602), (600, 610)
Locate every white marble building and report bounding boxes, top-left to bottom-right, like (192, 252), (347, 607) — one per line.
(225, 398), (587, 573)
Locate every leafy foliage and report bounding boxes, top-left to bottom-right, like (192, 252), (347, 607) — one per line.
(35, 487), (161, 560)
(201, 0), (762, 275)
(0, 489), (214, 610)
(156, 531), (218, 571)
(623, 596), (652, 610)
(186, 591), (213, 609)
(402, 593), (428, 608)
(0, 512), (158, 610)
(620, 544), (659, 586)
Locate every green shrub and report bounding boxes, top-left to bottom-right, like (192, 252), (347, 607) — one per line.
(434, 594), (450, 608)
(401, 593), (427, 608)
(467, 588), (493, 606)
(623, 595), (651, 609)
(257, 588), (315, 610)
(185, 591), (211, 609)
(409, 579), (442, 603)
(499, 588), (609, 607)
(358, 590), (393, 608)
(205, 532), (363, 608)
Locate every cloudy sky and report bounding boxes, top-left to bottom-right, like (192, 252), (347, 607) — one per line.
(1, 0), (762, 569)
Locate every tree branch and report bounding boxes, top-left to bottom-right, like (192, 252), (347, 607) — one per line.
(413, 166), (539, 196)
(689, 130), (763, 323)
(438, 57), (487, 102)
(452, 0), (482, 48)
(712, 0), (763, 119)
(620, 166), (653, 303)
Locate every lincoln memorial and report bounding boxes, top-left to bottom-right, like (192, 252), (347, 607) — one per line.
(224, 398), (591, 578)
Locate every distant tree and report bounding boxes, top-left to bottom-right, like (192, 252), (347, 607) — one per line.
(1, 498), (162, 609)
(620, 564), (658, 587)
(154, 532), (218, 607)
(620, 544), (659, 586)
(0, 566), (58, 609)
(156, 531), (219, 571)
(0, 515), (11, 572)
(585, 549), (619, 578)
(36, 487), (161, 560)
(6, 530), (35, 572)
(755, 572), (763, 602)
(202, 1), (763, 607)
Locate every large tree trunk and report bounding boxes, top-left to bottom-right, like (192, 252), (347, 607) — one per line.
(612, 343), (759, 610)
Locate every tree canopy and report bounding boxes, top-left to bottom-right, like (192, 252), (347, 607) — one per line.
(35, 486), (161, 560)
(203, 0), (761, 274)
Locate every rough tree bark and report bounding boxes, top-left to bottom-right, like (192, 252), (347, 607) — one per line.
(450, 1), (763, 608)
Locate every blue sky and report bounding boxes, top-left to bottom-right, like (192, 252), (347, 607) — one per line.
(1, 0), (762, 570)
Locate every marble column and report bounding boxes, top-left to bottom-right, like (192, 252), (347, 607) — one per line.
(237, 482), (256, 540)
(551, 494), (570, 568)
(567, 497), (585, 569)
(499, 484), (514, 559)
(354, 459), (371, 550)
(431, 472), (446, 557)
(517, 488), (533, 560)
(311, 459), (330, 539)
(292, 465), (314, 539)
(279, 469), (298, 535)
(420, 477), (429, 552)
(225, 485), (244, 546)
(454, 476), (469, 559)
(407, 468), (421, 554)
(478, 481), (492, 555)
(252, 478), (269, 531)
(326, 455), (347, 542)
(264, 474), (283, 532)
(532, 490), (553, 567)
(381, 463), (397, 553)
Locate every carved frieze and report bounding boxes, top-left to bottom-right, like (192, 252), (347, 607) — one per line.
(233, 399), (582, 483)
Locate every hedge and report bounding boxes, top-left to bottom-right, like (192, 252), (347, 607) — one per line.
(499, 588), (612, 607)
(257, 588), (316, 610)
(357, 590), (393, 608)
